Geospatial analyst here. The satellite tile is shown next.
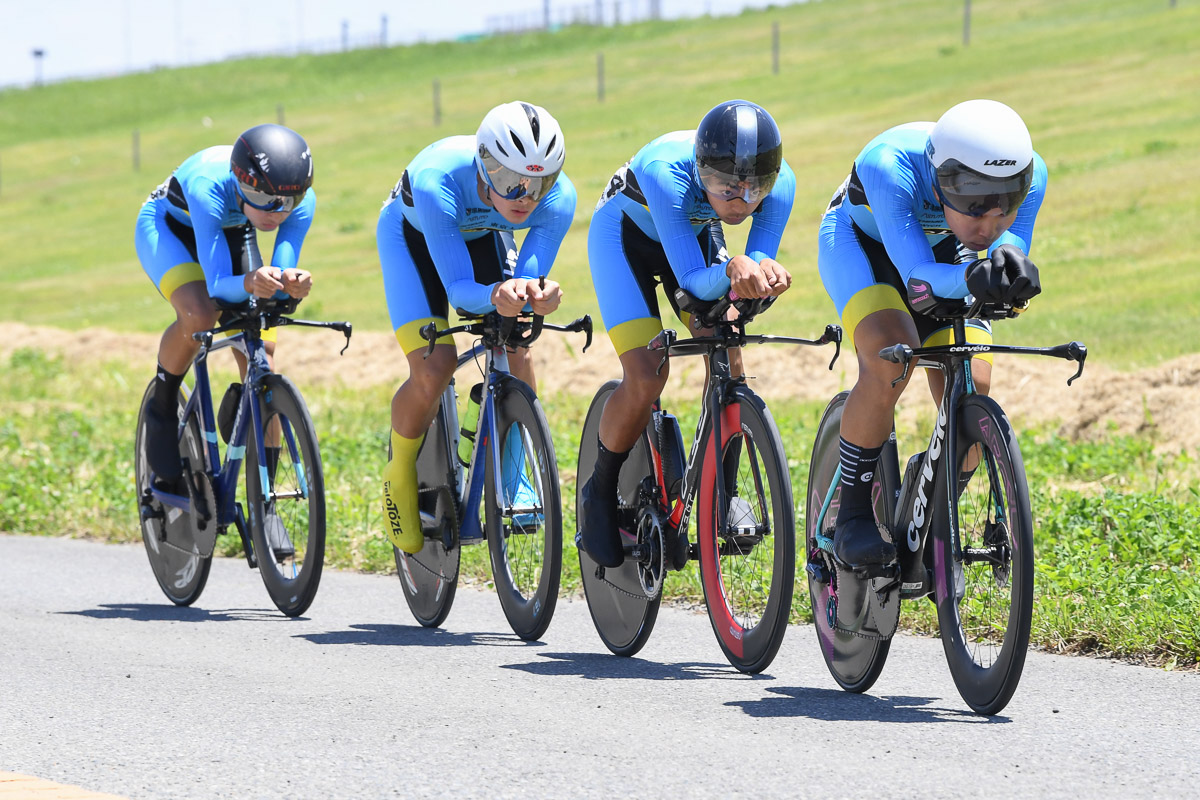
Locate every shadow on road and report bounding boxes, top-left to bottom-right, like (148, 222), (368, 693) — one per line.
(59, 603), (287, 623)
(501, 651), (767, 681)
(296, 623), (543, 648)
(727, 685), (1007, 723)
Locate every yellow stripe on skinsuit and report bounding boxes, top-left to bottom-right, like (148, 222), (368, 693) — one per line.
(395, 316), (449, 355)
(609, 316), (665, 356)
(841, 283), (909, 351)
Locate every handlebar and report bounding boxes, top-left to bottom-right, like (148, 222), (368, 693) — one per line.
(419, 311), (593, 358)
(195, 296), (353, 354)
(879, 338), (1088, 386)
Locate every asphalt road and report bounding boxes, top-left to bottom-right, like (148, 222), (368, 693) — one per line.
(1, 534), (1196, 799)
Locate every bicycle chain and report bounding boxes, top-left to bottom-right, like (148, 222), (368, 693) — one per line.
(590, 501), (661, 602)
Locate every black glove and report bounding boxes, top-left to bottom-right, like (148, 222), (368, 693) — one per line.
(991, 244), (1041, 302)
(964, 257), (1008, 304)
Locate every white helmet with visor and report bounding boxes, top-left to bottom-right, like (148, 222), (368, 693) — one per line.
(475, 101), (565, 203)
(927, 99), (1033, 217)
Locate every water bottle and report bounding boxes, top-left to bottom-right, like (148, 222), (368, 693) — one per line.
(458, 383), (483, 465)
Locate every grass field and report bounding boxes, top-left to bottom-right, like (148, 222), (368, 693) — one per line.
(0, 0), (1197, 667)
(1, 0), (1198, 365)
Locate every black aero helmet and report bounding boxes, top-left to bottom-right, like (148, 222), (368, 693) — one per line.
(694, 99), (783, 203)
(230, 124), (313, 212)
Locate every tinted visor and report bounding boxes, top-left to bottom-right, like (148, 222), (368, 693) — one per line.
(236, 182), (300, 213)
(697, 164), (778, 204)
(478, 145), (560, 202)
(935, 159), (1032, 217)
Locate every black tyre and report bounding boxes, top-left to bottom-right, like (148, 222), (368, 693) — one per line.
(804, 392), (893, 692)
(246, 375), (325, 617)
(934, 395), (1034, 716)
(576, 380), (662, 657)
(696, 388), (795, 674)
(135, 380), (213, 606)
(396, 389), (461, 628)
(485, 378), (562, 641)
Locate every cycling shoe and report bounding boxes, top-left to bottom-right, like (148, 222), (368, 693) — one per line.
(833, 514), (896, 572)
(144, 404), (183, 482)
(578, 476), (625, 567)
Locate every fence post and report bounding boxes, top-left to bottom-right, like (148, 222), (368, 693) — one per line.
(132, 129), (140, 172)
(342, 20), (349, 50)
(597, 53), (605, 102)
(381, 14), (388, 46)
(772, 21), (779, 75)
(277, 104), (285, 125)
(433, 79), (442, 126)
(963, 0), (971, 46)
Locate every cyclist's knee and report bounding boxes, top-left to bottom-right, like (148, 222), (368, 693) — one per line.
(619, 350), (669, 403)
(403, 347), (455, 403)
(170, 287), (220, 334)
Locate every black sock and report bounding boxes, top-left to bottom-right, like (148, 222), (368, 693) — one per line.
(590, 438), (630, 497)
(152, 363), (186, 413)
(835, 437), (882, 526)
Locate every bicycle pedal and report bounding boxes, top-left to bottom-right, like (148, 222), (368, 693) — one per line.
(805, 560), (830, 585)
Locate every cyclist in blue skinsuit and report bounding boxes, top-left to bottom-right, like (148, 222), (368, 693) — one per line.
(819, 99), (1046, 570)
(136, 124), (316, 485)
(578, 99), (796, 567)
(378, 101), (576, 553)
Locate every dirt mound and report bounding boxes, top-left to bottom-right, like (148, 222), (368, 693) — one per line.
(3, 321), (1197, 452)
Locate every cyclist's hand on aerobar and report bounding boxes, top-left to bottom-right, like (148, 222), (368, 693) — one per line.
(280, 268), (313, 299)
(725, 254), (791, 299)
(525, 278), (562, 316)
(992, 244), (1040, 302)
(491, 278), (532, 317)
(246, 266), (285, 298)
(965, 245), (1041, 305)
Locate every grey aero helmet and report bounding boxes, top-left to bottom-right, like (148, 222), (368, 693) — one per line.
(694, 99), (783, 204)
(926, 99), (1033, 217)
(475, 101), (565, 202)
(230, 123), (313, 213)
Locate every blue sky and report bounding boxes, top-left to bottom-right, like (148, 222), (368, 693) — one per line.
(0, 0), (791, 88)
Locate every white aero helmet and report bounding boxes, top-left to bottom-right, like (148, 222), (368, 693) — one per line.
(926, 99), (1034, 217)
(475, 101), (565, 202)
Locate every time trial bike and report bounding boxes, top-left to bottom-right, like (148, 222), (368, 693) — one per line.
(805, 289), (1086, 714)
(577, 288), (842, 673)
(396, 309), (593, 641)
(135, 296), (351, 617)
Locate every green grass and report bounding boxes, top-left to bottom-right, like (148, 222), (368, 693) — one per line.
(1, 0), (1198, 366)
(2, 348), (1195, 667)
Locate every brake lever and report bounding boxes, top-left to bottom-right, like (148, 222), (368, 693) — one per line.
(420, 321), (440, 358)
(823, 323), (843, 370)
(648, 328), (677, 376)
(1065, 341), (1088, 386)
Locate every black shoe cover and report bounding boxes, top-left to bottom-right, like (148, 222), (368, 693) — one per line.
(833, 514), (896, 570)
(578, 476), (624, 567)
(144, 404), (183, 482)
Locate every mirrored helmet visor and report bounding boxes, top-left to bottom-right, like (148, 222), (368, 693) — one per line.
(478, 146), (560, 202)
(697, 164), (778, 204)
(935, 159), (1032, 217)
(236, 182), (300, 213)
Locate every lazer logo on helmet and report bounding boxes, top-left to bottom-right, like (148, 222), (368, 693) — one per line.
(907, 402), (947, 551)
(526, 164), (545, 172)
(984, 159), (1017, 167)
